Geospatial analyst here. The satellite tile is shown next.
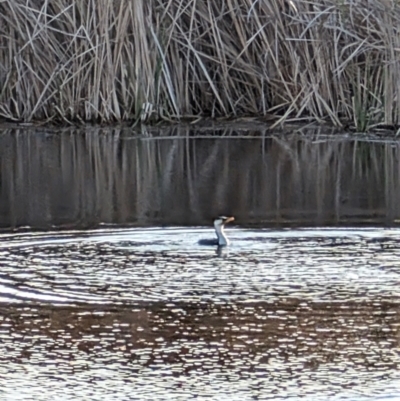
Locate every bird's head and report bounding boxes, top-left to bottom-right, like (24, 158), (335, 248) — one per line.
(214, 216), (235, 228)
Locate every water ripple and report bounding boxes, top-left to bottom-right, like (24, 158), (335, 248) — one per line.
(0, 227), (400, 400)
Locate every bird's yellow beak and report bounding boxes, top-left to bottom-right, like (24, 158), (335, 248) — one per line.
(225, 216), (235, 224)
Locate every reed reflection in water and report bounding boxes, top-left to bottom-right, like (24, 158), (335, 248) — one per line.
(0, 126), (398, 229)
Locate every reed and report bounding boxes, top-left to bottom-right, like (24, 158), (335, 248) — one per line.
(1, 0), (400, 131)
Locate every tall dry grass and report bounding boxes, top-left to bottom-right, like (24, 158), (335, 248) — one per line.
(0, 0), (400, 130)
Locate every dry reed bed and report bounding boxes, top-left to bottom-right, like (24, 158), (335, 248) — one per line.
(0, 0), (400, 130)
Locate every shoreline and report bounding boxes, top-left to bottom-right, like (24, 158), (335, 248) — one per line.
(0, 119), (399, 141)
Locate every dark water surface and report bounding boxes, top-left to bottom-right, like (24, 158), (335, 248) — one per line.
(1, 126), (400, 400)
(0, 125), (399, 228)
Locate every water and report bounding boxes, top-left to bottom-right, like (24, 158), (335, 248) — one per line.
(1, 226), (400, 400)
(1, 125), (400, 400)
(0, 125), (399, 228)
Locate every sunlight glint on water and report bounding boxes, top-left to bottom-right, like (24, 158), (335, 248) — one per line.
(0, 227), (400, 400)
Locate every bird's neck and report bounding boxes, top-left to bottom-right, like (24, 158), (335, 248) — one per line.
(214, 224), (229, 246)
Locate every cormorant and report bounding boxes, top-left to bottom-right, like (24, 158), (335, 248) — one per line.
(198, 216), (235, 246)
